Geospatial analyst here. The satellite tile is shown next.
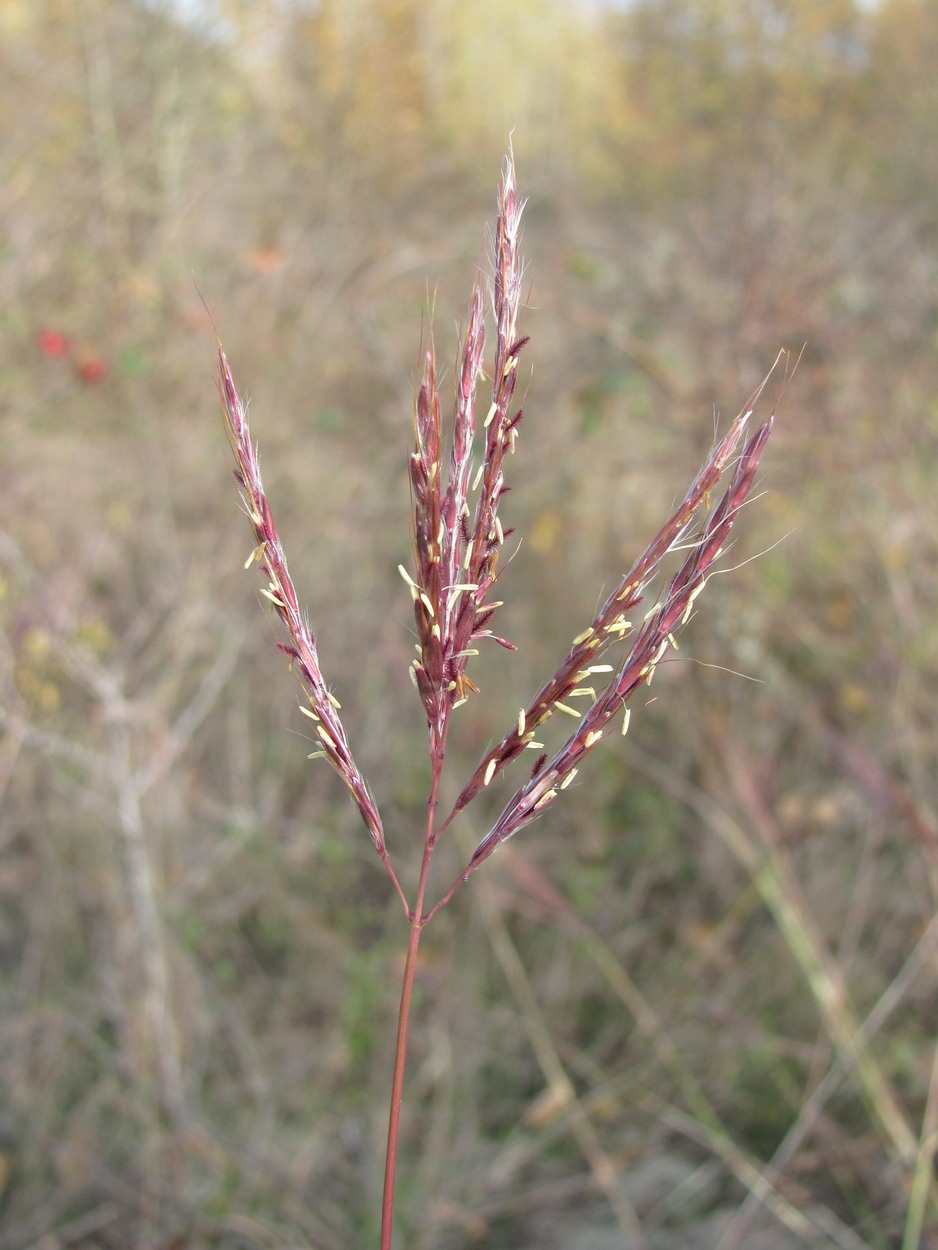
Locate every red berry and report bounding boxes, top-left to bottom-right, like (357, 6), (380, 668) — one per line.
(38, 329), (72, 357)
(74, 356), (109, 384)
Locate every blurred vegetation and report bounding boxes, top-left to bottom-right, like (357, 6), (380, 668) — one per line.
(1, 0), (937, 1246)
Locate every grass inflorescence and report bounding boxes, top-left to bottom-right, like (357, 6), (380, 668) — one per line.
(217, 147), (781, 1249)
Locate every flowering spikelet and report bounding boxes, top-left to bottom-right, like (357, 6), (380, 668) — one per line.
(217, 349), (385, 854)
(463, 399), (776, 871)
(406, 149), (527, 759)
(446, 376), (778, 839)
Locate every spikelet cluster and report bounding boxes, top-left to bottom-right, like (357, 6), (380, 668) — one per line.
(218, 147), (779, 912)
(218, 350), (385, 854)
(402, 152), (528, 766)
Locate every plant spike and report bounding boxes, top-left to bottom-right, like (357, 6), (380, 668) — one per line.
(218, 146), (781, 1249)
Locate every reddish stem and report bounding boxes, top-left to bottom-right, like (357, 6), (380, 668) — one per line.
(379, 747), (446, 1249)
(380, 915), (424, 1250)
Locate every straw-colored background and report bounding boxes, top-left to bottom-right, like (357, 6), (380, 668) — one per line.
(2, 1), (937, 1246)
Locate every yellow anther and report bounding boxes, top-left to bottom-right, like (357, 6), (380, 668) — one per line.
(244, 541), (266, 569)
(554, 701), (582, 718)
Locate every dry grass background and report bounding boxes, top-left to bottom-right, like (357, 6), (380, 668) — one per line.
(1, 1), (937, 1247)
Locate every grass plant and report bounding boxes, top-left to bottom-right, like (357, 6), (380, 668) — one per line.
(217, 149), (780, 1249)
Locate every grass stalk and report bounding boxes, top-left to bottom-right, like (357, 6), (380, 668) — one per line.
(380, 741), (447, 1248)
(719, 736), (923, 1174)
(472, 872), (648, 1245)
(381, 917), (424, 1250)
